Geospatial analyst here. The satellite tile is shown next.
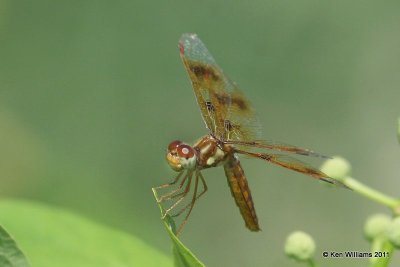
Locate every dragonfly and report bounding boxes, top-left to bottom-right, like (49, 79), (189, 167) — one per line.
(154, 33), (344, 235)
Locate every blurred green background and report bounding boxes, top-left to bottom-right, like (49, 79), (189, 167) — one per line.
(1, 1), (399, 266)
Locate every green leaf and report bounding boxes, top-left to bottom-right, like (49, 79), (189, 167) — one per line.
(0, 199), (172, 267)
(0, 225), (31, 267)
(152, 189), (205, 267)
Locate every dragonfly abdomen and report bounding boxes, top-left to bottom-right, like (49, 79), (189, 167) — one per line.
(224, 155), (260, 231)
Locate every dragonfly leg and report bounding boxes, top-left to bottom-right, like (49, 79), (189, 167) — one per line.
(155, 172), (188, 203)
(171, 171), (208, 218)
(175, 171), (203, 236)
(159, 177), (191, 203)
(153, 171), (184, 190)
(161, 172), (193, 219)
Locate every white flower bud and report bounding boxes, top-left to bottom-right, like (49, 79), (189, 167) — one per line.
(364, 214), (391, 241)
(387, 217), (400, 248)
(284, 231), (316, 261)
(320, 156), (351, 182)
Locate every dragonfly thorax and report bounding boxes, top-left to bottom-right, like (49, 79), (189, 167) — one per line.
(193, 135), (230, 169)
(166, 140), (197, 171)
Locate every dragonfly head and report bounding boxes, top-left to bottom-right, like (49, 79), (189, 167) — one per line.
(166, 140), (197, 171)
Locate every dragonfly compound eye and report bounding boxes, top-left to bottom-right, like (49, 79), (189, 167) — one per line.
(177, 144), (195, 159)
(168, 140), (183, 152)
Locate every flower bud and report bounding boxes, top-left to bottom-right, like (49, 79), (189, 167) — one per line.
(364, 214), (391, 241)
(320, 156), (351, 182)
(284, 231), (316, 261)
(387, 217), (400, 248)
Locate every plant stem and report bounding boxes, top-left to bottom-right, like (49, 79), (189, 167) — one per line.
(397, 117), (400, 144)
(369, 238), (394, 267)
(307, 259), (317, 267)
(344, 177), (400, 215)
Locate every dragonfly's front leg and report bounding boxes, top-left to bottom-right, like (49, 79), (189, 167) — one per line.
(154, 171), (186, 202)
(161, 171), (194, 219)
(171, 171), (208, 218)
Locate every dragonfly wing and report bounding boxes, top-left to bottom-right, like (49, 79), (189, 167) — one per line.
(224, 139), (330, 158)
(179, 33), (261, 141)
(234, 149), (347, 187)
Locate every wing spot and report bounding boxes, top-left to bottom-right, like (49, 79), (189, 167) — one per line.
(232, 96), (248, 110)
(215, 93), (231, 106)
(214, 93), (248, 111)
(190, 64), (219, 81)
